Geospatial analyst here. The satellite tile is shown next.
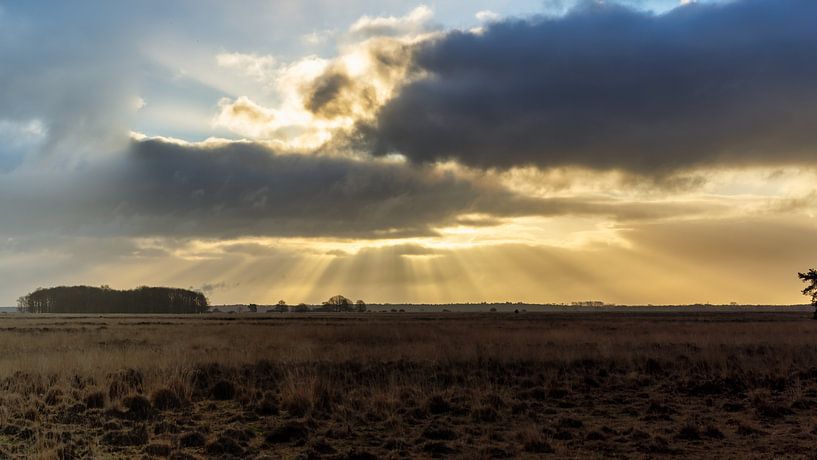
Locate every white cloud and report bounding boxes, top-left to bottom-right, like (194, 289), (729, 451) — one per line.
(475, 10), (500, 23)
(212, 7), (439, 150)
(302, 29), (336, 46)
(212, 55), (338, 149)
(133, 96), (146, 111)
(349, 5), (435, 39)
(0, 118), (47, 171)
(216, 52), (277, 83)
(0, 119), (47, 147)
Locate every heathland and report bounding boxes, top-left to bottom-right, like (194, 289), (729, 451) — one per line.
(1, 310), (816, 458)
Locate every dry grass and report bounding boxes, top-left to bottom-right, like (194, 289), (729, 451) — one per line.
(0, 311), (815, 457)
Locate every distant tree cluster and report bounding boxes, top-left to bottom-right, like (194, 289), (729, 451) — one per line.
(309, 295), (366, 313)
(225, 296), (367, 313)
(570, 300), (606, 307)
(17, 286), (208, 314)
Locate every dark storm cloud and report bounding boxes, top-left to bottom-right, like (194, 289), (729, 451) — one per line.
(117, 139), (500, 238)
(0, 139), (713, 241)
(0, 140), (519, 239)
(365, 0), (817, 172)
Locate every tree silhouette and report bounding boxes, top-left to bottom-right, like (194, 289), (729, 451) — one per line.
(274, 300), (288, 313)
(324, 295), (352, 312)
(17, 286), (208, 314)
(798, 269), (817, 319)
(292, 303), (309, 313)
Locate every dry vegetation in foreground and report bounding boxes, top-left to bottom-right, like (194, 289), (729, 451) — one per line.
(0, 311), (816, 458)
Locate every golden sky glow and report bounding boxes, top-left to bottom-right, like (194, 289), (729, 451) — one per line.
(2, 1), (817, 306)
(31, 164), (809, 305)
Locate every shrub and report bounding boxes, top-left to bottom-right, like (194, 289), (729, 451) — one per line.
(255, 396), (279, 416)
(84, 389), (106, 409)
(178, 431), (206, 448)
(425, 394), (451, 414)
(122, 394), (153, 420)
(205, 435), (245, 456)
(151, 387), (184, 410)
(210, 380), (236, 401)
(265, 421), (309, 444)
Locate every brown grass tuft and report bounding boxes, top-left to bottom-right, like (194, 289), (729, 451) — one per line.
(150, 387), (184, 411)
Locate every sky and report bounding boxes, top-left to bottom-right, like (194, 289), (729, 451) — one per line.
(1, 0), (816, 306)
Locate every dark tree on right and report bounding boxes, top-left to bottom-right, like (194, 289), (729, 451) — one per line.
(798, 269), (817, 319)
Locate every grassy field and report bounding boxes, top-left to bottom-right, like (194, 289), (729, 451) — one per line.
(1, 310), (816, 458)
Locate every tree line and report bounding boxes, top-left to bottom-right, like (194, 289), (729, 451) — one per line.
(240, 295), (367, 313)
(17, 286), (209, 314)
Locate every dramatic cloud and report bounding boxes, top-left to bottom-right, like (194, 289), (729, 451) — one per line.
(0, 138), (545, 239)
(213, 6), (433, 150)
(366, 0), (817, 172)
(1, 137), (739, 243)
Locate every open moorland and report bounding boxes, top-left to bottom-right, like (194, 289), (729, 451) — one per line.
(1, 310), (817, 458)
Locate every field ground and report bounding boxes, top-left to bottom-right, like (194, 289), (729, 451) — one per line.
(0, 310), (816, 458)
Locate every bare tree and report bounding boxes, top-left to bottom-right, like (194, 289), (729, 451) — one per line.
(324, 295), (353, 312)
(355, 299), (367, 313)
(799, 269), (817, 319)
(16, 296), (28, 313)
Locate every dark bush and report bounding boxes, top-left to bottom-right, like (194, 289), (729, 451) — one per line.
(178, 431), (206, 448)
(524, 440), (555, 453)
(265, 421), (309, 444)
(210, 380), (236, 401)
(421, 426), (457, 441)
(254, 396), (279, 416)
(205, 435), (245, 456)
(676, 422), (701, 441)
(151, 388), (183, 410)
(122, 394), (153, 420)
(84, 390), (105, 409)
(425, 394), (451, 414)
